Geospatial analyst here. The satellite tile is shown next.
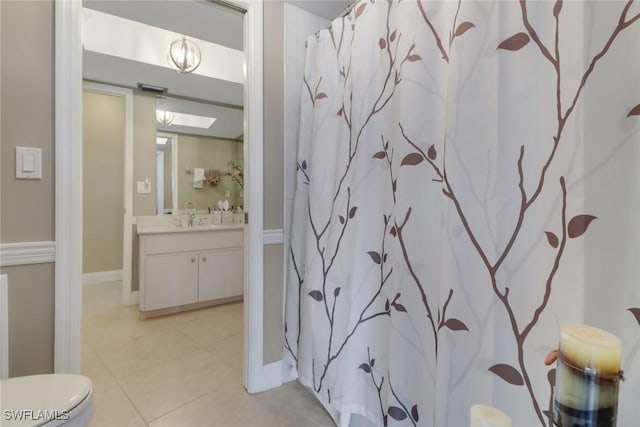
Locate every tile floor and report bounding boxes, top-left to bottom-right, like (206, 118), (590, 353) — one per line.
(82, 282), (334, 427)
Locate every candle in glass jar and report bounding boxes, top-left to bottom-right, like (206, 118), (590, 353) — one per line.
(559, 324), (621, 375)
(554, 324), (623, 427)
(470, 404), (512, 427)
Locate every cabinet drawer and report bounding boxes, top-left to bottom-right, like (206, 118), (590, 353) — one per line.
(142, 229), (243, 254)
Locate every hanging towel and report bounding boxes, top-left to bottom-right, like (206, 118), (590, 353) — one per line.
(193, 168), (205, 189)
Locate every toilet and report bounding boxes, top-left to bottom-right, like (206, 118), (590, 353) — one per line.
(1, 374), (93, 427)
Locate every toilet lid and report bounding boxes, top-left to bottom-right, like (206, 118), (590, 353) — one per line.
(1, 374), (92, 426)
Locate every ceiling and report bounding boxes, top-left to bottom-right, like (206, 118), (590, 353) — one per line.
(82, 0), (355, 139)
(289, 1), (354, 20)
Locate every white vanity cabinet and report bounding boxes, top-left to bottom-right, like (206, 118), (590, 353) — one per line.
(198, 248), (243, 301)
(137, 224), (244, 314)
(145, 251), (199, 310)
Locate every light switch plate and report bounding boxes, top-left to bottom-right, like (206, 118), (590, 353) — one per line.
(16, 147), (42, 179)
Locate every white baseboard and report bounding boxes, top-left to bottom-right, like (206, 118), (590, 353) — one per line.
(125, 290), (139, 306)
(82, 270), (123, 285)
(249, 360), (283, 393)
(282, 363), (298, 383)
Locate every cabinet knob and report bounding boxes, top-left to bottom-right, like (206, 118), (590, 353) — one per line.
(202, 256), (207, 262)
(191, 257), (196, 263)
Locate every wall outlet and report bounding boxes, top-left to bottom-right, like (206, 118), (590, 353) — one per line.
(225, 189), (230, 198)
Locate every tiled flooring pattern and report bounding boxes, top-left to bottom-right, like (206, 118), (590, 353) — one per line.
(82, 282), (334, 427)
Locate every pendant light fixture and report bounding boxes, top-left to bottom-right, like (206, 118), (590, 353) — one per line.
(168, 36), (201, 74)
(156, 110), (174, 126)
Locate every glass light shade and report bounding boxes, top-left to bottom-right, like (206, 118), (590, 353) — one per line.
(168, 37), (201, 74)
(156, 110), (174, 126)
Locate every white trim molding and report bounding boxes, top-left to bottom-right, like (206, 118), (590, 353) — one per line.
(259, 360), (284, 391)
(55, 0), (272, 391)
(82, 270), (123, 285)
(1, 274), (9, 379)
(82, 81), (136, 306)
(0, 241), (56, 267)
(240, 0), (267, 394)
(263, 229), (284, 245)
(55, 0), (83, 374)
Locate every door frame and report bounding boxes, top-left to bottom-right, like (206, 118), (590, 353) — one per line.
(54, 0), (272, 393)
(157, 131), (180, 214)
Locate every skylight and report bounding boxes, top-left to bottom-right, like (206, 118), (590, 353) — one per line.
(156, 111), (217, 129)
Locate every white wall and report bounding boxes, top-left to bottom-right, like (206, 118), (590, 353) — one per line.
(283, 3), (330, 241)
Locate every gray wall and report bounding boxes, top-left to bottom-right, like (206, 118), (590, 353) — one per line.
(133, 92), (157, 216)
(0, 0), (56, 376)
(176, 134), (242, 212)
(83, 90), (125, 274)
(263, 0), (286, 365)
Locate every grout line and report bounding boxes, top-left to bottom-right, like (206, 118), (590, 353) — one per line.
(143, 389), (219, 425)
(82, 282), (149, 426)
(84, 283), (330, 426)
(88, 338), (149, 426)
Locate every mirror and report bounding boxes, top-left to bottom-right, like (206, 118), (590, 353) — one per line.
(155, 96), (244, 215)
(80, 1), (245, 217)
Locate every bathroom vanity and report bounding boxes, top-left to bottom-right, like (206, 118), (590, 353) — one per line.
(136, 216), (243, 317)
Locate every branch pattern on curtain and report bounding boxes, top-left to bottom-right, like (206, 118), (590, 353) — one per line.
(285, 1), (640, 426)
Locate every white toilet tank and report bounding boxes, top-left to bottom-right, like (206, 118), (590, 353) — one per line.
(1, 374), (93, 427)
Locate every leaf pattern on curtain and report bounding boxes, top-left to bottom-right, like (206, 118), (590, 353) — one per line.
(285, 1), (640, 426)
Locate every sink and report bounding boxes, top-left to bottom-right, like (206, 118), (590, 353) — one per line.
(136, 215), (244, 235)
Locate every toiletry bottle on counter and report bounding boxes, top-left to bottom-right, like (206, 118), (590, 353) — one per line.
(233, 206), (244, 224)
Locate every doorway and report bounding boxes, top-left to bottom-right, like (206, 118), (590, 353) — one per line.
(54, 0), (272, 393)
(81, 82), (135, 304)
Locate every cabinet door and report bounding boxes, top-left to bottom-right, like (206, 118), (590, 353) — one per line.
(145, 252), (198, 310)
(198, 248), (243, 301)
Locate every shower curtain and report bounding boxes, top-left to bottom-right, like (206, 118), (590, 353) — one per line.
(284, 1), (640, 425)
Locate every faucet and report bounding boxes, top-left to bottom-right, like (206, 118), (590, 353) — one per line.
(185, 201), (196, 227)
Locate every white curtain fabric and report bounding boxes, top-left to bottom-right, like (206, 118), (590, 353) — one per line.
(284, 1), (640, 426)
